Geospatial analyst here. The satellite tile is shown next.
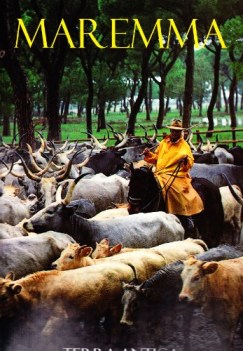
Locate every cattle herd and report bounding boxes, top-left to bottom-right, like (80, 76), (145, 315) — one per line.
(0, 129), (243, 351)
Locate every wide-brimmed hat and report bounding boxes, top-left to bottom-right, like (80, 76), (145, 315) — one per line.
(166, 119), (184, 130)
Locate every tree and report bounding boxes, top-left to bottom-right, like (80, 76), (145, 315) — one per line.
(222, 16), (243, 127)
(0, 0), (35, 147)
(17, 0), (88, 140)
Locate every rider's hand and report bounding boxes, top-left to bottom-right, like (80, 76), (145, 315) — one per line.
(142, 147), (150, 156)
(183, 155), (188, 165)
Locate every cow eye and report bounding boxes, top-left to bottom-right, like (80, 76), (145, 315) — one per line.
(193, 275), (200, 281)
(46, 209), (54, 215)
(69, 255), (74, 260)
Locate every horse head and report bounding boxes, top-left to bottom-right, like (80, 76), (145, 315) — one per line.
(127, 164), (164, 214)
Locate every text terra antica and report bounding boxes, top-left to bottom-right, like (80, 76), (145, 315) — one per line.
(14, 18), (227, 49)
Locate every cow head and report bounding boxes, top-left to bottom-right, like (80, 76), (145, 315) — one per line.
(120, 280), (145, 326)
(91, 238), (123, 258)
(52, 244), (93, 270)
(179, 257), (218, 303)
(0, 272), (22, 318)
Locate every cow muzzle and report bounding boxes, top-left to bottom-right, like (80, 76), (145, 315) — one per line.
(120, 317), (134, 326)
(178, 293), (190, 302)
(23, 221), (34, 232)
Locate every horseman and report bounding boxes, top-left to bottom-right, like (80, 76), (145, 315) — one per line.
(142, 119), (204, 233)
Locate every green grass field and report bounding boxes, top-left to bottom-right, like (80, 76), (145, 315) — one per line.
(1, 109), (243, 146)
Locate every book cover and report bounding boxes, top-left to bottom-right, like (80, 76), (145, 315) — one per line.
(0, 1), (243, 351)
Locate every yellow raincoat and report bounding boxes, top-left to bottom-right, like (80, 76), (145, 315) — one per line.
(144, 135), (204, 216)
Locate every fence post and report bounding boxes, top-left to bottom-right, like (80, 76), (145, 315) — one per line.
(232, 128), (236, 147)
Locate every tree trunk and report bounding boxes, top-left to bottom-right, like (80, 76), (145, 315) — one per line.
(221, 83), (228, 113)
(235, 85), (238, 112)
(229, 73), (237, 128)
(2, 114), (10, 136)
(183, 31), (194, 128)
(63, 92), (71, 124)
(45, 73), (61, 140)
(156, 79), (166, 128)
(207, 44), (221, 136)
(128, 49), (152, 134)
(85, 68), (94, 134)
(145, 85), (151, 121)
(0, 0), (34, 148)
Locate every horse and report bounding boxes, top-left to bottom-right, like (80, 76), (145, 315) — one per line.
(127, 165), (225, 248)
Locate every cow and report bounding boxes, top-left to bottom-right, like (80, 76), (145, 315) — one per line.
(179, 256), (243, 349)
(0, 252), (168, 343)
(228, 145), (243, 166)
(24, 206), (184, 248)
(70, 173), (129, 212)
(0, 222), (27, 239)
(91, 207), (129, 220)
(51, 238), (207, 271)
(120, 245), (243, 328)
(190, 163), (243, 193)
(219, 185), (243, 245)
(74, 148), (127, 176)
(0, 231), (76, 279)
(0, 193), (38, 225)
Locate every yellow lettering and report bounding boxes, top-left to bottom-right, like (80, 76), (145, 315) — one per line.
(167, 19), (199, 48)
(15, 18), (48, 48)
(50, 19), (76, 48)
(203, 19), (227, 48)
(79, 19), (107, 49)
(131, 19), (164, 48)
(111, 19), (130, 48)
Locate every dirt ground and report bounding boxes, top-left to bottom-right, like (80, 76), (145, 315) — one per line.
(2, 303), (243, 351)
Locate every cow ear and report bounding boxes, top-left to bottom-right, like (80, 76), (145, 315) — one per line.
(5, 272), (15, 281)
(201, 262), (218, 275)
(99, 238), (109, 245)
(121, 281), (128, 289)
(64, 204), (79, 215)
(110, 243), (122, 255)
(81, 247), (93, 257)
(10, 284), (22, 295)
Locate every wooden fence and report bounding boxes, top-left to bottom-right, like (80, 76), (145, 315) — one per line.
(194, 128), (243, 147)
(49, 127), (243, 148)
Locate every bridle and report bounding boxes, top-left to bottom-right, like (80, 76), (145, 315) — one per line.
(128, 171), (163, 212)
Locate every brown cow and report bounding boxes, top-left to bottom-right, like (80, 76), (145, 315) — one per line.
(0, 262), (137, 325)
(52, 238), (208, 272)
(179, 256), (243, 349)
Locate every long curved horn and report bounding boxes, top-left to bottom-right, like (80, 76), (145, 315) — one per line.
(26, 144), (44, 172)
(16, 154), (42, 181)
(55, 150), (83, 182)
(0, 159), (12, 178)
(62, 173), (91, 205)
(187, 130), (197, 152)
(2, 141), (10, 149)
(221, 173), (243, 205)
(210, 141), (218, 152)
(59, 138), (69, 151)
(90, 134), (107, 150)
(150, 124), (158, 142)
(34, 154), (58, 176)
(205, 138), (211, 152)
(63, 145), (76, 156)
(34, 131), (46, 154)
(14, 152), (42, 182)
(55, 180), (70, 202)
(114, 130), (128, 148)
(138, 124), (147, 139)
